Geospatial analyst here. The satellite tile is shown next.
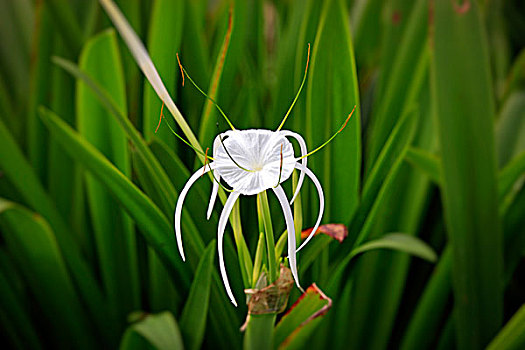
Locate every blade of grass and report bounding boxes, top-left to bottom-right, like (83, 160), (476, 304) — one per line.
(496, 90), (525, 168)
(77, 29), (139, 323)
(143, 0), (183, 148)
(306, 0), (361, 223)
(39, 106), (191, 285)
(0, 116), (111, 339)
(0, 258), (42, 350)
(180, 240), (215, 350)
(27, 2), (53, 182)
(45, 0), (84, 54)
(405, 147), (442, 186)
(349, 233), (437, 262)
(487, 304), (525, 350)
(38, 106), (241, 348)
(120, 312), (184, 350)
(400, 246), (452, 350)
(197, 4), (234, 148)
(327, 108), (418, 303)
(366, 0), (427, 170)
(346, 106), (418, 246)
(0, 199), (97, 349)
(432, 1), (503, 347)
(180, 0), (210, 131)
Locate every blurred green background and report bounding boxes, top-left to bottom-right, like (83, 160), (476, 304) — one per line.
(1, 0), (525, 349)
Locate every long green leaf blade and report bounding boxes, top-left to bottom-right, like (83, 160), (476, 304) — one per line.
(306, 0), (361, 223)
(120, 312), (184, 350)
(432, 1), (503, 347)
(180, 241), (215, 350)
(77, 28), (139, 323)
(143, 0), (184, 147)
(0, 200), (96, 349)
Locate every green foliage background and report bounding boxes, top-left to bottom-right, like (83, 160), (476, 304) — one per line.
(0, 0), (524, 349)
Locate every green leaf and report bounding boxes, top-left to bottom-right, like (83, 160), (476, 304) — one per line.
(499, 151), (525, 200)
(327, 108), (418, 305)
(120, 312), (184, 350)
(180, 241), (215, 350)
(366, 0), (428, 170)
(52, 56), (179, 217)
(149, 138), (216, 235)
(496, 90), (525, 168)
(27, 3), (54, 182)
(0, 115), (110, 339)
(77, 28), (139, 321)
(275, 284), (332, 349)
(487, 304), (525, 350)
(432, 1), (503, 347)
(45, 0), (84, 53)
(197, 5), (234, 148)
(306, 0), (361, 223)
(180, 0), (210, 128)
(298, 234), (333, 272)
(0, 255), (42, 350)
(0, 199), (96, 349)
(349, 233), (437, 262)
(405, 147), (442, 186)
(400, 246), (452, 350)
(38, 106), (241, 348)
(243, 314), (277, 350)
(347, 106), (418, 246)
(38, 106), (191, 286)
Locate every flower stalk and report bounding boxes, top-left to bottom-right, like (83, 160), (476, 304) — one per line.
(243, 314), (276, 350)
(257, 191), (278, 283)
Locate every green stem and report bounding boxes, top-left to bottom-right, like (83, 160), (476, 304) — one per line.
(243, 314), (277, 350)
(257, 191), (278, 283)
(231, 201), (253, 288)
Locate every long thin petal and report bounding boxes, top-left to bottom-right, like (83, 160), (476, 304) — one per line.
(98, 0), (196, 145)
(207, 134), (223, 219)
(218, 191), (241, 306)
(174, 163), (215, 261)
(207, 173), (220, 220)
(281, 131), (307, 204)
(273, 185), (301, 290)
(294, 163), (324, 252)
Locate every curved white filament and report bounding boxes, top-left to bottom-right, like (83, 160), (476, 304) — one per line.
(273, 186), (301, 290)
(280, 131), (307, 204)
(207, 134), (223, 219)
(174, 163), (215, 261)
(294, 163), (324, 252)
(218, 191), (241, 306)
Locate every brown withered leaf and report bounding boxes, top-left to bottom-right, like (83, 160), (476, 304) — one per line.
(301, 223), (348, 243)
(275, 283), (333, 349)
(245, 265), (294, 315)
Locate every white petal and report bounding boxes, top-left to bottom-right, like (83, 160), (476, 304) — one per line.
(294, 163), (324, 252)
(207, 134), (223, 219)
(213, 129), (295, 195)
(174, 163), (215, 261)
(99, 0), (184, 128)
(207, 173), (220, 220)
(280, 131), (307, 204)
(218, 191), (241, 306)
(273, 185), (301, 290)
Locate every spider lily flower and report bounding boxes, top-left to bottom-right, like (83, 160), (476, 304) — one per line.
(175, 129), (324, 306)
(99, 0), (354, 307)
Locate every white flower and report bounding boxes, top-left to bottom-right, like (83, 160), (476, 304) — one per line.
(99, 0), (330, 307)
(175, 129), (324, 306)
